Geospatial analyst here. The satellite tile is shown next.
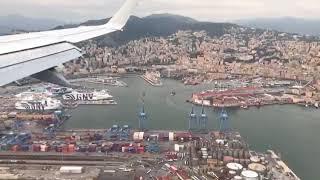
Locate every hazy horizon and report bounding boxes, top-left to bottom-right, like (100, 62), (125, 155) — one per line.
(1, 0), (320, 23)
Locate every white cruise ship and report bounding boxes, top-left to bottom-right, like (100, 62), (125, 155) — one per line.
(15, 90), (62, 111)
(62, 90), (113, 101)
(15, 97), (62, 111)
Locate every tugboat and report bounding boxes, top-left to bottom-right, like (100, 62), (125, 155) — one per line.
(170, 91), (176, 96)
(240, 104), (248, 110)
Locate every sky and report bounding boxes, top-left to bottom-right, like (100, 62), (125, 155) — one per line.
(1, 0), (320, 22)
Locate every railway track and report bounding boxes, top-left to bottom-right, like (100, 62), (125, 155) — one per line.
(0, 153), (127, 162)
(0, 159), (124, 167)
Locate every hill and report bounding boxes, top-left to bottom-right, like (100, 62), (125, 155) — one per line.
(0, 14), (64, 35)
(55, 14), (238, 47)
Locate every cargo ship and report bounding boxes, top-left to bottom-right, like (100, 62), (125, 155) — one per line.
(142, 71), (163, 86)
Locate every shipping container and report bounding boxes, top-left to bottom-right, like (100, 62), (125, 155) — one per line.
(68, 144), (75, 153)
(60, 166), (83, 174)
(32, 144), (41, 152)
(169, 132), (175, 141)
(78, 145), (87, 152)
(137, 147), (144, 154)
(40, 144), (49, 152)
(20, 145), (30, 152)
(11, 145), (20, 152)
(56, 146), (63, 152)
(128, 146), (136, 153)
(223, 156), (234, 163)
(94, 134), (103, 141)
(62, 145), (68, 153)
(88, 144), (97, 152)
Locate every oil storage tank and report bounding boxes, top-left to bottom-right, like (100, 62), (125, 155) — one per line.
(241, 170), (259, 180)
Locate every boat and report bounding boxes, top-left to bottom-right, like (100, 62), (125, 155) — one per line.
(49, 87), (73, 95)
(15, 97), (62, 111)
(142, 71), (162, 86)
(62, 90), (113, 101)
(15, 90), (62, 111)
(240, 104), (249, 109)
(88, 77), (128, 87)
(15, 91), (52, 99)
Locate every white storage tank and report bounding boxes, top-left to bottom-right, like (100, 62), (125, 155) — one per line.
(227, 163), (243, 171)
(233, 175), (243, 180)
(60, 166), (83, 174)
(229, 170), (237, 176)
(248, 163), (266, 173)
(241, 170), (259, 180)
(250, 156), (260, 163)
(201, 148), (207, 151)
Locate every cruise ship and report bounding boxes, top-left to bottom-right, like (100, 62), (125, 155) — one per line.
(15, 90), (63, 111)
(62, 90), (113, 101)
(15, 97), (62, 111)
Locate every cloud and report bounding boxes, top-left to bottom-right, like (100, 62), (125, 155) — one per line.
(1, 0), (320, 22)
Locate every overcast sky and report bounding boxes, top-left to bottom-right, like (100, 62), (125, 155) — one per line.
(1, 0), (320, 22)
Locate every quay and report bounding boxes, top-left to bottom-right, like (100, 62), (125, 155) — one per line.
(77, 100), (117, 105)
(189, 86), (312, 109)
(69, 77), (128, 87)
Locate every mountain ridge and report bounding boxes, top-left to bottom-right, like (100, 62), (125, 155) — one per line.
(0, 14), (64, 35)
(234, 17), (320, 36)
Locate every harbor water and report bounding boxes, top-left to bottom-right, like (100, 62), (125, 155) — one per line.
(63, 76), (320, 180)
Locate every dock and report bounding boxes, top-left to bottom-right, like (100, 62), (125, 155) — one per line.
(78, 100), (117, 105)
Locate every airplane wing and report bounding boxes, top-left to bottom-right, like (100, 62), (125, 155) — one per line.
(0, 0), (138, 87)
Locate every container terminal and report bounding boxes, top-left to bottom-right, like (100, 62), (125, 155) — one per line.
(0, 96), (300, 180)
(0, 84), (300, 180)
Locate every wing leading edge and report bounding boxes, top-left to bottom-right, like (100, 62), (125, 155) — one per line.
(0, 0), (138, 86)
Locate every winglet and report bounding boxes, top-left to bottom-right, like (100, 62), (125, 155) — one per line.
(107, 0), (139, 30)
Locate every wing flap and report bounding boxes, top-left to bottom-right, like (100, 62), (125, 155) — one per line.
(0, 43), (82, 86)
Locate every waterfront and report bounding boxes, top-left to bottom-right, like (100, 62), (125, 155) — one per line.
(64, 76), (320, 180)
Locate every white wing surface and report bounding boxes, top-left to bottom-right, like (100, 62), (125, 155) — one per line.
(0, 0), (138, 86)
